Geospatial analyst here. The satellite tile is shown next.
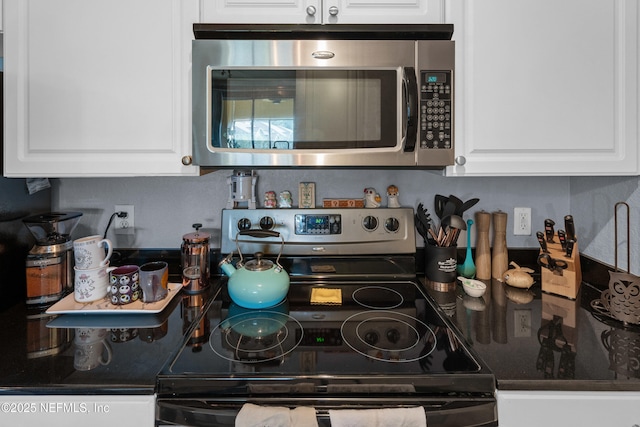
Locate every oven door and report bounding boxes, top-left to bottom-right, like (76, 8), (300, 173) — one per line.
(192, 39), (419, 168)
(157, 397), (497, 426)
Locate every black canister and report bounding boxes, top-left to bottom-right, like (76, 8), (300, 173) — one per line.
(425, 244), (457, 285)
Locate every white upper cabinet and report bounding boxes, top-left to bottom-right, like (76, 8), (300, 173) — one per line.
(3, 0), (199, 177)
(200, 0), (444, 24)
(447, 0), (639, 176)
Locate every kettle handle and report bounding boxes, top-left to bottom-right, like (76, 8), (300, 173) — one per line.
(238, 229), (280, 239)
(234, 229), (285, 271)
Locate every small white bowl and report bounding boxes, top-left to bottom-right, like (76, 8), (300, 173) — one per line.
(458, 277), (487, 298)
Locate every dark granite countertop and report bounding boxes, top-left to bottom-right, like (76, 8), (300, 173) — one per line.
(422, 255), (640, 392)
(0, 249), (215, 395)
(1, 248), (638, 395)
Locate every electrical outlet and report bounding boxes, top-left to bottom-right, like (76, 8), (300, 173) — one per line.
(514, 309), (532, 337)
(114, 205), (134, 235)
(513, 207), (532, 235)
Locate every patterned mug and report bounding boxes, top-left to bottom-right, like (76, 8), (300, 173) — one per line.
(73, 235), (113, 270)
(108, 265), (141, 305)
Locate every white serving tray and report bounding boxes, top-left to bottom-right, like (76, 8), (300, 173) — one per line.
(46, 282), (182, 315)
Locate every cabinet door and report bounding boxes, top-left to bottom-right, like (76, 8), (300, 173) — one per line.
(3, 0), (198, 177)
(497, 390), (640, 427)
(199, 0), (444, 24)
(323, 0), (444, 24)
(446, 0), (639, 176)
(200, 0), (322, 24)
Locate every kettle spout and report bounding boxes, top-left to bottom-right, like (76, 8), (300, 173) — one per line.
(218, 255), (236, 277)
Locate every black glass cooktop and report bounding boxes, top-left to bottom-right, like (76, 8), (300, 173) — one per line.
(158, 280), (494, 397)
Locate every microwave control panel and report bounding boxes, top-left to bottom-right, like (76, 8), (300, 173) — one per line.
(419, 70), (452, 150)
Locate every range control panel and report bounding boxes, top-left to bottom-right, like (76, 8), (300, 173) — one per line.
(419, 70), (452, 150)
(295, 213), (342, 235)
(221, 208), (416, 256)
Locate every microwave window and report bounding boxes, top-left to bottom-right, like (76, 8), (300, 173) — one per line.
(210, 70), (397, 150)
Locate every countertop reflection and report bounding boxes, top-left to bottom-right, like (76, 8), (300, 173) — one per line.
(423, 272), (640, 391)
(0, 284), (215, 395)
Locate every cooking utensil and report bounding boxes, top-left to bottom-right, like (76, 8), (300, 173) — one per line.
(440, 214), (467, 247)
(536, 231), (548, 253)
(448, 194), (464, 215)
(457, 219), (476, 279)
(219, 229), (290, 309)
(434, 194), (448, 219)
(537, 253), (568, 275)
(415, 203), (437, 245)
(415, 215), (428, 241)
(441, 200), (458, 220)
(457, 197), (480, 216)
(544, 219), (555, 243)
(441, 214), (467, 231)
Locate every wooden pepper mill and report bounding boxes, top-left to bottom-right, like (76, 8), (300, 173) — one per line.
(492, 210), (509, 279)
(475, 211), (492, 280)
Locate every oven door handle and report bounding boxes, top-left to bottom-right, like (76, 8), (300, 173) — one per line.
(157, 398), (497, 427)
(403, 67), (418, 153)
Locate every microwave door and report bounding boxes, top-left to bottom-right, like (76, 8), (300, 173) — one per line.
(209, 69), (401, 152)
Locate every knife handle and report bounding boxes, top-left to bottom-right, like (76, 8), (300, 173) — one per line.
(544, 219), (555, 243)
(536, 231), (549, 253)
(557, 229), (567, 250)
(564, 215), (576, 242)
(565, 239), (575, 258)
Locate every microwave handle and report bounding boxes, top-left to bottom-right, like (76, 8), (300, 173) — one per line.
(403, 67), (418, 152)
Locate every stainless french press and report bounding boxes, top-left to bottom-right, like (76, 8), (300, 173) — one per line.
(181, 223), (210, 293)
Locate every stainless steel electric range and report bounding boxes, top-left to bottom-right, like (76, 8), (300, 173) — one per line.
(156, 208), (497, 426)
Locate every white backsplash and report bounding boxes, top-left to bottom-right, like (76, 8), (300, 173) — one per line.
(51, 171), (640, 275)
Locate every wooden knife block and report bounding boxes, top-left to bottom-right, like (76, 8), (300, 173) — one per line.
(540, 237), (582, 300)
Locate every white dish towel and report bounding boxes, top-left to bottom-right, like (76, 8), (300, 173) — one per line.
(329, 407), (427, 427)
(235, 403), (318, 427)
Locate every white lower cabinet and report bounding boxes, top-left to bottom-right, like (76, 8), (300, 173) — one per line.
(446, 0), (639, 176)
(497, 390), (640, 426)
(3, 0), (198, 177)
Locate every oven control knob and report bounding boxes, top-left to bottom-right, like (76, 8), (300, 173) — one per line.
(386, 328), (401, 344)
(237, 218), (252, 231)
(384, 217), (400, 233)
(259, 216), (275, 230)
(364, 331), (379, 346)
(362, 215), (378, 231)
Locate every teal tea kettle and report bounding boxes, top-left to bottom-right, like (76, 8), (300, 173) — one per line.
(219, 229), (290, 309)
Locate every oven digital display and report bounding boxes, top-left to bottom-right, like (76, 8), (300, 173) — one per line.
(295, 214), (341, 235)
(296, 328), (343, 346)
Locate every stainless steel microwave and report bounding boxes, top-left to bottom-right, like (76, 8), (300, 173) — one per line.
(192, 24), (454, 168)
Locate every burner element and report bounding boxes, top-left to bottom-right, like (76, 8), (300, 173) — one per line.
(210, 308), (303, 364)
(352, 286), (404, 309)
(341, 311), (437, 363)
